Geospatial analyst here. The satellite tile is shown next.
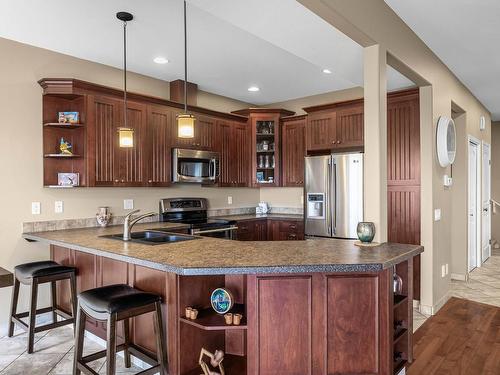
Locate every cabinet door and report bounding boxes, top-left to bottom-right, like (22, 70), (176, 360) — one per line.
(233, 122), (250, 187)
(335, 104), (364, 148)
(306, 111), (336, 151)
(218, 120), (234, 186)
(89, 96), (121, 186)
(254, 220), (268, 241)
(146, 105), (172, 186)
(282, 119), (306, 187)
(197, 115), (216, 150)
(116, 101), (146, 186)
(236, 220), (254, 241)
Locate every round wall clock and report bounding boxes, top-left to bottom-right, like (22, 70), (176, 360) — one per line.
(210, 288), (234, 314)
(436, 116), (456, 167)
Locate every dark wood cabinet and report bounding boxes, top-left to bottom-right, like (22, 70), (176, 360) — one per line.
(236, 219), (303, 241)
(146, 105), (172, 186)
(218, 120), (249, 187)
(281, 116), (306, 187)
(306, 110), (337, 151)
(236, 219), (266, 241)
(171, 111), (217, 151)
(335, 103), (364, 147)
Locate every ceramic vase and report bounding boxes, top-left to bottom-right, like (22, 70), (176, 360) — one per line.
(357, 222), (375, 243)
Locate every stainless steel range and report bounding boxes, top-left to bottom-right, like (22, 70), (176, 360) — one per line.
(159, 198), (237, 239)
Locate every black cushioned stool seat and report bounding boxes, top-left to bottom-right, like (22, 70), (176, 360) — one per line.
(74, 284), (167, 375)
(9, 260), (77, 354)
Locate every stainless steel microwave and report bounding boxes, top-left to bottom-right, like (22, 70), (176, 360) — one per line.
(172, 148), (220, 184)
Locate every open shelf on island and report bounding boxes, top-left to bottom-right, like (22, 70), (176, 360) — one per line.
(44, 154), (82, 158)
(180, 304), (246, 331)
(393, 327), (408, 344)
(393, 294), (408, 308)
(44, 123), (84, 129)
(183, 354), (246, 375)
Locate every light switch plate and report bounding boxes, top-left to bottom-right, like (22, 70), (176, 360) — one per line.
(445, 263), (449, 275)
(124, 199), (134, 210)
(434, 208), (441, 221)
(441, 265), (446, 278)
(227, 196), (233, 205)
(31, 202), (41, 215)
(55, 201), (64, 214)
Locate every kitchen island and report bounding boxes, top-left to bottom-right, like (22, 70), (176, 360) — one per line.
(23, 223), (422, 375)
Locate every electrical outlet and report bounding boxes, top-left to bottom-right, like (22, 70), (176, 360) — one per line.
(445, 263), (449, 275)
(54, 201), (64, 214)
(227, 196), (233, 205)
(123, 199), (134, 210)
(31, 202), (41, 215)
(434, 209), (441, 221)
(441, 264), (446, 278)
(300, 195), (304, 205)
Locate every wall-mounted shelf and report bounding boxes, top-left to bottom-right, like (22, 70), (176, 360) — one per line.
(180, 304), (246, 331)
(44, 123), (84, 129)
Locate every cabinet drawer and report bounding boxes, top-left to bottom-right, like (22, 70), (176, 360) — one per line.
(278, 221), (303, 233)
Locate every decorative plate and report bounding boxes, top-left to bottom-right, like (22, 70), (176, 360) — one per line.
(210, 288), (234, 314)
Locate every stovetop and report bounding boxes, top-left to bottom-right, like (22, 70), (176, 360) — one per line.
(161, 217), (236, 230)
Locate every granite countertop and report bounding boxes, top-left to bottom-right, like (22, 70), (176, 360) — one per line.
(22, 222), (423, 276)
(216, 213), (303, 222)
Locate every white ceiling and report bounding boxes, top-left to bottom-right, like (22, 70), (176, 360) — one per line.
(0, 0), (413, 105)
(385, 0), (500, 120)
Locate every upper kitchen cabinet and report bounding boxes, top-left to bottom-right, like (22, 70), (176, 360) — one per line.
(217, 119), (249, 187)
(304, 99), (364, 153)
(170, 111), (217, 151)
(281, 115), (306, 187)
(232, 108), (295, 188)
(145, 105), (172, 187)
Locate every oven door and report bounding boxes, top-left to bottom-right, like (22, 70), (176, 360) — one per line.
(172, 148), (220, 183)
(191, 226), (238, 240)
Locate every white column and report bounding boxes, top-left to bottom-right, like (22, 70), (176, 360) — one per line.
(363, 44), (388, 243)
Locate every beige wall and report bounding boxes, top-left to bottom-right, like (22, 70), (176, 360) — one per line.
(0, 37), (260, 333)
(492, 122), (500, 243)
(299, 0), (492, 313)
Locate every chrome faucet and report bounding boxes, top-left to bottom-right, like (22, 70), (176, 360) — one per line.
(123, 209), (156, 241)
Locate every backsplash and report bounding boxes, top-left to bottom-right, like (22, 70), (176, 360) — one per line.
(22, 206), (303, 233)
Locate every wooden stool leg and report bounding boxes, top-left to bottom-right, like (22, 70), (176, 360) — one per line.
(153, 301), (168, 375)
(8, 278), (20, 337)
(123, 318), (131, 368)
(27, 278), (39, 354)
(50, 281), (57, 324)
(106, 313), (117, 375)
(69, 272), (77, 332)
(73, 304), (86, 375)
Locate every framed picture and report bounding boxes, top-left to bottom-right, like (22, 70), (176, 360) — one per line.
(58, 111), (80, 124)
(256, 171), (264, 182)
(58, 173), (79, 187)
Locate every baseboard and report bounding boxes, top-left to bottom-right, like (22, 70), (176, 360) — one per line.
(451, 273), (468, 281)
(84, 331), (148, 370)
(420, 291), (451, 316)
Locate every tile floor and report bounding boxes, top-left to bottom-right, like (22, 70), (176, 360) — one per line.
(1, 249), (499, 374)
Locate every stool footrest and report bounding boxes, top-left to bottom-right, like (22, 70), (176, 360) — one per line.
(77, 362), (99, 375)
(128, 345), (158, 367)
(82, 343), (127, 363)
(15, 306), (53, 319)
(34, 318), (74, 333)
(136, 365), (161, 375)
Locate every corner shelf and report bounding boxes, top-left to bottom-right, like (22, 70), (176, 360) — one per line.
(44, 123), (84, 129)
(393, 358), (407, 375)
(393, 294), (408, 308)
(393, 328), (408, 345)
(180, 304), (246, 331)
(44, 154), (82, 158)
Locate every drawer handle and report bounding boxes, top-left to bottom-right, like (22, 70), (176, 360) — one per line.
(290, 225), (297, 229)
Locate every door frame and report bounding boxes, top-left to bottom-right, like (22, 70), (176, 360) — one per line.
(482, 141), (491, 263)
(468, 135), (481, 272)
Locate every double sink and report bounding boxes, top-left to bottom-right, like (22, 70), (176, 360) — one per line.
(102, 229), (196, 246)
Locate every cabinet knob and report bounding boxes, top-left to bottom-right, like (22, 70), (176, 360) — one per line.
(148, 180), (152, 183)
(114, 180), (119, 183)
(121, 179), (125, 183)
(337, 140), (341, 144)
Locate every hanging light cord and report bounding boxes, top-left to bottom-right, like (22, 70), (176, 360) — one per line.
(123, 19), (128, 128)
(184, 0), (188, 113)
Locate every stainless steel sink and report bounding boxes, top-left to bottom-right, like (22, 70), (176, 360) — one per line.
(101, 230), (196, 246)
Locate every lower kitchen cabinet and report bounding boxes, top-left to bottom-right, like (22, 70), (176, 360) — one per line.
(236, 219), (303, 241)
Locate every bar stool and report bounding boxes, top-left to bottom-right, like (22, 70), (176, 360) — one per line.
(73, 284), (168, 375)
(8, 260), (77, 353)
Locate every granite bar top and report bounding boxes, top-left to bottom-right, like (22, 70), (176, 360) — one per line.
(216, 213), (303, 222)
(22, 222), (423, 276)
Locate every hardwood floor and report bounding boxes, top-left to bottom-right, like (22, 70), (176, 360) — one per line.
(408, 297), (500, 375)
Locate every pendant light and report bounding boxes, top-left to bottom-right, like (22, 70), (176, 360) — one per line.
(177, 0), (195, 138)
(116, 11), (135, 148)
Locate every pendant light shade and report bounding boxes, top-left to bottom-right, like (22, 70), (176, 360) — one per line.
(117, 11), (134, 148)
(177, 0), (195, 138)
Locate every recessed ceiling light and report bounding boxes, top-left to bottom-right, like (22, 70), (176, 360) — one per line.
(248, 86), (260, 92)
(322, 69), (332, 74)
(153, 56), (169, 64)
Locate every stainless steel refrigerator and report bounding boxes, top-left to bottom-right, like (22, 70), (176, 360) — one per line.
(305, 153), (363, 239)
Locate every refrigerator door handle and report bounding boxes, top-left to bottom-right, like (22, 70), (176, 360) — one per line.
(326, 157), (332, 235)
(332, 159), (337, 235)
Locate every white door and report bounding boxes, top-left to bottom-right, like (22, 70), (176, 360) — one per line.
(482, 142), (491, 262)
(468, 140), (479, 271)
